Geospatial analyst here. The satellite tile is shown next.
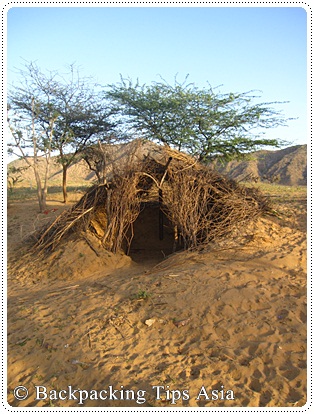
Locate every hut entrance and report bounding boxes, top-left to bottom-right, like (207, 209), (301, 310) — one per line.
(127, 202), (180, 263)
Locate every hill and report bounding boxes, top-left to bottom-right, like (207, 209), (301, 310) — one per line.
(212, 144), (307, 186)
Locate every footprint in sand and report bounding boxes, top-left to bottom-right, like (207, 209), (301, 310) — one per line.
(214, 326), (231, 341)
(259, 390), (273, 406)
(249, 378), (262, 393)
(281, 366), (300, 381)
(299, 310), (306, 323)
(276, 308), (290, 321)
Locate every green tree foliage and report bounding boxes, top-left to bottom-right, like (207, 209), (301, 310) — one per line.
(106, 77), (290, 162)
(50, 64), (116, 202)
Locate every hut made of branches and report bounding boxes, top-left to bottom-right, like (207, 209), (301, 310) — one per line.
(34, 145), (270, 255)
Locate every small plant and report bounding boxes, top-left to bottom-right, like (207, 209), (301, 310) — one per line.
(137, 289), (150, 300)
(35, 337), (44, 347)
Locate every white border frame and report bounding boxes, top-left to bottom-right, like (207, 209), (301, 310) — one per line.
(1, 1), (312, 412)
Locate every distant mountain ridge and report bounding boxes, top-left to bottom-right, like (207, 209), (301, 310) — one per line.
(212, 144), (307, 186)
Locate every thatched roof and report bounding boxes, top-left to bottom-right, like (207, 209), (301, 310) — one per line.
(33, 141), (271, 256)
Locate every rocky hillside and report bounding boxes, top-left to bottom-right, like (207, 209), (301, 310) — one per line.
(213, 145), (307, 186)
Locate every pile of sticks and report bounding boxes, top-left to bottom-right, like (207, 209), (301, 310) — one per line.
(33, 148), (270, 254)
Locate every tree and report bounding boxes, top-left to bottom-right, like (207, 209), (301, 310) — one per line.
(8, 63), (60, 212)
(106, 76), (290, 162)
(50, 65), (116, 202)
(8, 62), (116, 206)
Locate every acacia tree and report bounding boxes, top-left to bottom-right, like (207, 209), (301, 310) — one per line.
(8, 63), (60, 212)
(8, 62), (117, 206)
(106, 77), (290, 162)
(51, 66), (116, 203)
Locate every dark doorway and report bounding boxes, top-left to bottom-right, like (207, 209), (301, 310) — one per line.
(127, 202), (179, 263)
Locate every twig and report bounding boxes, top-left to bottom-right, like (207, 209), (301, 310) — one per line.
(82, 236), (100, 257)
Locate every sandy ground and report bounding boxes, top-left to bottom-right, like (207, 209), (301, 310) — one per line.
(6, 188), (307, 408)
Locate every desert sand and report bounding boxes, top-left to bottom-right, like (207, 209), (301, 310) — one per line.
(7, 185), (307, 408)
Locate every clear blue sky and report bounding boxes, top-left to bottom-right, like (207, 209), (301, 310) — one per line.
(6, 5), (308, 146)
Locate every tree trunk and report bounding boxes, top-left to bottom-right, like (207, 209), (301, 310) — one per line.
(62, 165), (68, 204)
(42, 156), (51, 210)
(34, 168), (45, 212)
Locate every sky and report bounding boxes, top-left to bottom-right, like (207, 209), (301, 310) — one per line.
(5, 4), (308, 146)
